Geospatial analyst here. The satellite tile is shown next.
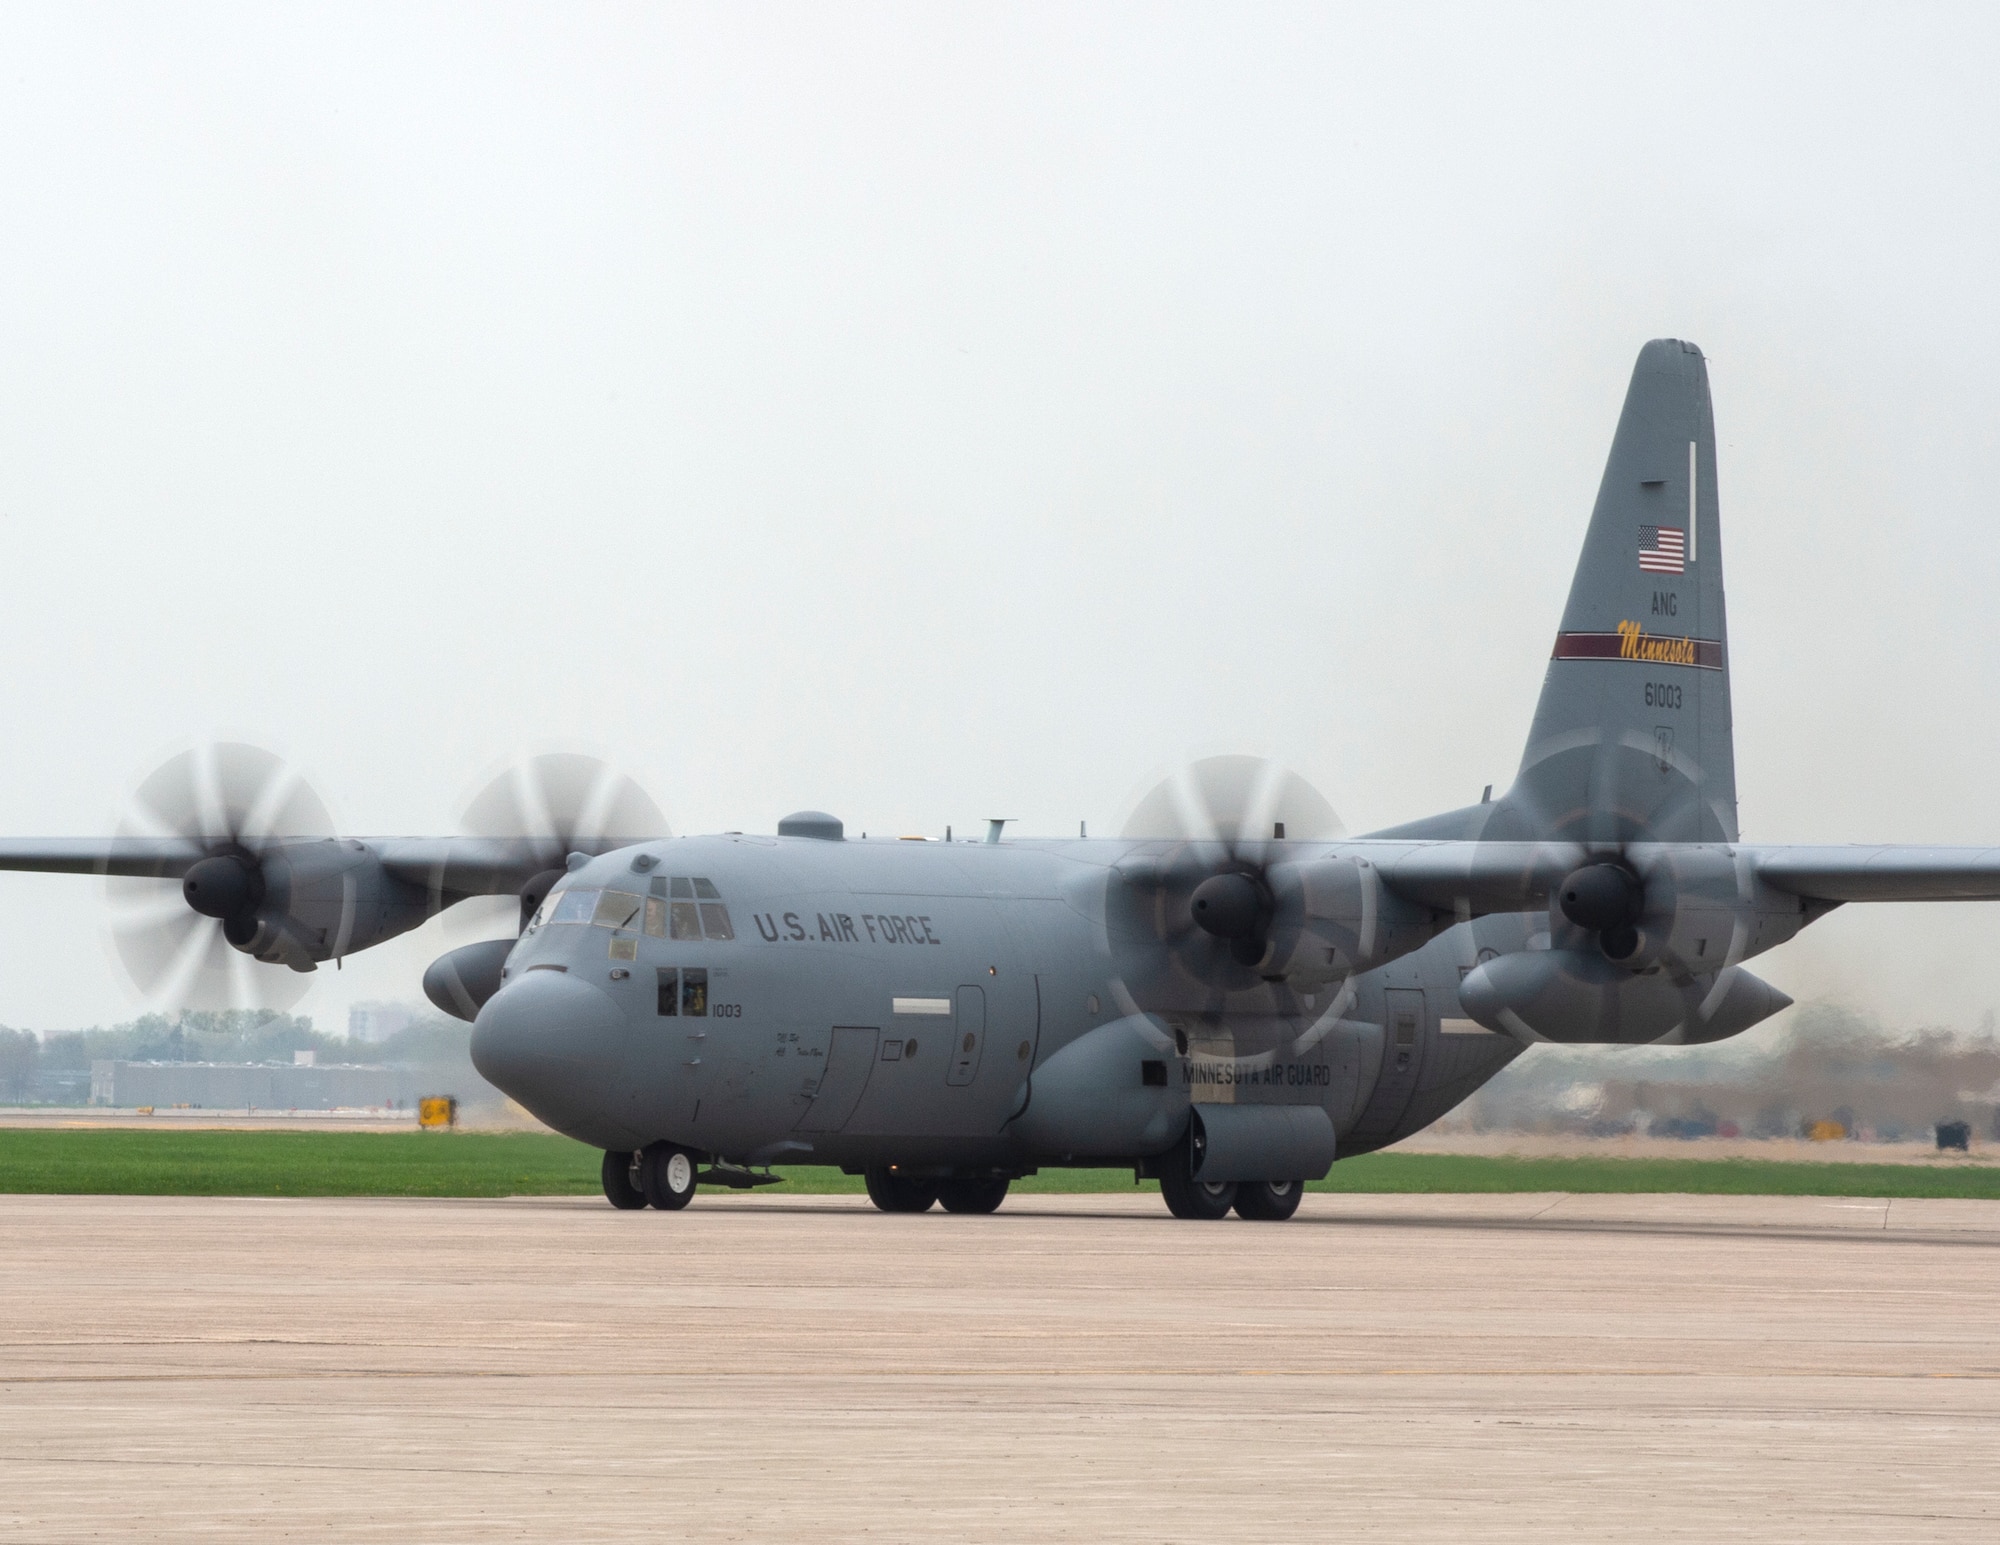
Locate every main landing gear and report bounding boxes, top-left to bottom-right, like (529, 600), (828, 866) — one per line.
(1156, 1143), (1305, 1221)
(863, 1165), (1012, 1215)
(1231, 1179), (1304, 1221)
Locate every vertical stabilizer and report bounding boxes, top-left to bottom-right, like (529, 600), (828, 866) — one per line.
(1510, 339), (1736, 844)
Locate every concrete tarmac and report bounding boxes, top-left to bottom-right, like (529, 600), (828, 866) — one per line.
(1, 1190), (1996, 1542)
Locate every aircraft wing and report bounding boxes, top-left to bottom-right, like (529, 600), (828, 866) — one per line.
(0, 838), (208, 878)
(0, 836), (619, 899)
(368, 837), (600, 900)
(1365, 841), (1581, 912)
(1365, 840), (2000, 913)
(1748, 846), (2000, 903)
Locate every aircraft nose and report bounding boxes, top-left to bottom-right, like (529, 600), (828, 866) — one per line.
(470, 969), (638, 1144)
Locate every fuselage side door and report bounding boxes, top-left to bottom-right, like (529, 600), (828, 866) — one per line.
(947, 986), (986, 1087)
(794, 1025), (880, 1133)
(1345, 986), (1427, 1149)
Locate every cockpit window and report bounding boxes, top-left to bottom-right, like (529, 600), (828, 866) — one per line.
(546, 888), (599, 925)
(591, 891), (644, 931)
(641, 876), (734, 940)
(681, 967), (708, 1016)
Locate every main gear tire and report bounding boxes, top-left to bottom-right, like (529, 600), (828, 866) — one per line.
(1157, 1142), (1237, 1220)
(864, 1165), (940, 1213)
(601, 1149), (648, 1210)
(1232, 1179), (1304, 1221)
(639, 1144), (698, 1210)
(937, 1177), (1010, 1214)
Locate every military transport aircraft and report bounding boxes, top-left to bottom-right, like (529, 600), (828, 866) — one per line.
(6, 338), (1998, 1220)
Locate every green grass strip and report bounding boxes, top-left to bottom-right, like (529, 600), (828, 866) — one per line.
(1308, 1152), (2000, 1199)
(0, 1129), (1996, 1200)
(0, 1130), (602, 1198)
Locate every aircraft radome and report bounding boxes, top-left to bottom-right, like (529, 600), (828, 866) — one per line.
(10, 339), (1999, 1220)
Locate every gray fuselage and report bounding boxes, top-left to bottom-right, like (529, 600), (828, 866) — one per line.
(468, 832), (1523, 1172)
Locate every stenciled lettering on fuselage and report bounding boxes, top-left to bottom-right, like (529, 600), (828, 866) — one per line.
(1186, 1059), (1331, 1089)
(750, 910), (944, 947)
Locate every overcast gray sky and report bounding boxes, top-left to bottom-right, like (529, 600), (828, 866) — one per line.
(2, 2), (1997, 1034)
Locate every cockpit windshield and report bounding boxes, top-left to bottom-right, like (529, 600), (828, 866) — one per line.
(545, 888), (599, 926)
(591, 891), (645, 931)
(533, 880), (732, 939)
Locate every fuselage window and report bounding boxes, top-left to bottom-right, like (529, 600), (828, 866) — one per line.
(592, 891), (644, 930)
(681, 967), (708, 1017)
(698, 902), (734, 940)
(656, 967), (678, 1016)
(547, 888), (600, 926)
(643, 897), (666, 937)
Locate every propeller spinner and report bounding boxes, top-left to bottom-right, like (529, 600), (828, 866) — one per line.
(104, 743), (335, 1011)
(1118, 755), (1344, 978)
(1556, 860), (1647, 960)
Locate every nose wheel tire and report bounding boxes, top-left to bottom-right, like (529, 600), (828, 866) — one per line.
(937, 1177), (1010, 1214)
(640, 1144), (698, 1210)
(601, 1149), (648, 1210)
(864, 1165), (940, 1213)
(1232, 1179), (1304, 1221)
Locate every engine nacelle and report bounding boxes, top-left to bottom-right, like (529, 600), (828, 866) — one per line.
(224, 840), (431, 971)
(1262, 856), (1439, 990)
(1458, 949), (1792, 1045)
(424, 938), (516, 1022)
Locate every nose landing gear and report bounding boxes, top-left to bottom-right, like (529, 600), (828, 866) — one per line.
(639, 1143), (699, 1210)
(601, 1145), (701, 1210)
(600, 1149), (647, 1210)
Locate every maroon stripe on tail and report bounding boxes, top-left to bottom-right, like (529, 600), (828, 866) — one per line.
(1552, 631), (1724, 669)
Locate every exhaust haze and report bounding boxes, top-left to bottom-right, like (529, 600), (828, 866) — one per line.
(0, 4), (1997, 1035)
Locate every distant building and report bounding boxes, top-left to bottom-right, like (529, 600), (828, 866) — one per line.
(347, 1002), (416, 1045)
(90, 1060), (434, 1110)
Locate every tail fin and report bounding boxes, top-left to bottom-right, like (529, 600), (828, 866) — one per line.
(1510, 338), (1736, 844)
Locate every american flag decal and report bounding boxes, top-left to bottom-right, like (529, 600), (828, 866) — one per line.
(1638, 524), (1686, 574)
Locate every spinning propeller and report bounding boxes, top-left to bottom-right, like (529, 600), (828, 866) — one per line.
(423, 753), (671, 1020)
(457, 752), (671, 932)
(1117, 755), (1343, 979)
(104, 743), (335, 1011)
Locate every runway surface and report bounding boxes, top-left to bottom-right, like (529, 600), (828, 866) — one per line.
(2, 1190), (1996, 1542)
